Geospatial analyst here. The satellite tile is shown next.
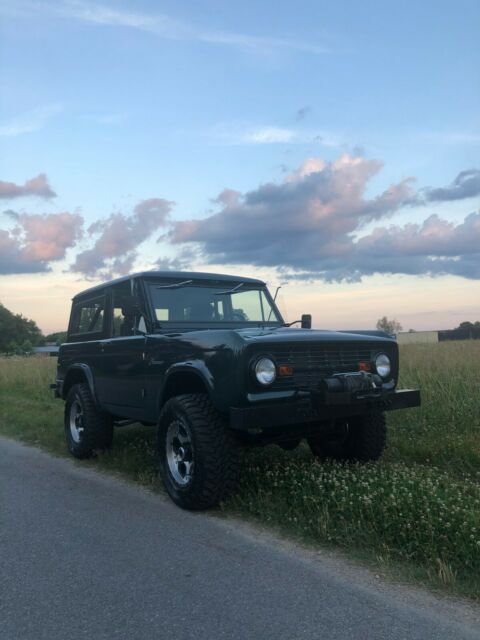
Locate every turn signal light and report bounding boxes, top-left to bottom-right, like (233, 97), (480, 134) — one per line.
(278, 365), (293, 376)
(359, 362), (371, 371)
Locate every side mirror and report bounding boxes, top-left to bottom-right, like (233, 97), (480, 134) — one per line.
(301, 314), (312, 329)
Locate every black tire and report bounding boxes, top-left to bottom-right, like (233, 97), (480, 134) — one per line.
(64, 383), (113, 459)
(308, 412), (386, 462)
(278, 438), (301, 451)
(157, 393), (240, 510)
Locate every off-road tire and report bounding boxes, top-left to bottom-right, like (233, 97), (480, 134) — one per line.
(308, 412), (386, 462)
(64, 383), (113, 459)
(278, 438), (301, 451)
(158, 393), (240, 510)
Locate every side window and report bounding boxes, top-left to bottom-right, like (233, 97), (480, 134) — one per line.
(112, 288), (134, 337)
(111, 282), (148, 337)
(112, 307), (126, 337)
(71, 297), (105, 335)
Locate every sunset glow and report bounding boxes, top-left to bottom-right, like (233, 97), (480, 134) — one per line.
(1, 1), (479, 334)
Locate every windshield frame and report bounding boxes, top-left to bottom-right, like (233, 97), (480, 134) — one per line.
(143, 279), (284, 330)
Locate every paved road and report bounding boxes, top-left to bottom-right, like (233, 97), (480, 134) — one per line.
(1, 437), (479, 640)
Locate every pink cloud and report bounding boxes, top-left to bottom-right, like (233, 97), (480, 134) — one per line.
(71, 197), (173, 277)
(0, 174), (56, 199)
(170, 155), (480, 281)
(0, 211), (83, 274)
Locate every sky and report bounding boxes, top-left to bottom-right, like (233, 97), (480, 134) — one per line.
(1, 0), (479, 334)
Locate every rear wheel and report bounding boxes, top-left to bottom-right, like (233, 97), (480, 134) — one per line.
(158, 393), (240, 510)
(64, 383), (113, 458)
(308, 412), (386, 462)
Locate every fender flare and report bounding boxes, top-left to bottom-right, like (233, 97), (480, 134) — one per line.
(62, 363), (98, 405)
(158, 361), (214, 409)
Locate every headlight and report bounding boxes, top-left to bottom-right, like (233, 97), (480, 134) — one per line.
(375, 353), (391, 379)
(254, 357), (276, 386)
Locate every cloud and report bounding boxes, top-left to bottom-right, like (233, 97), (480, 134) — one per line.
(295, 106), (312, 122)
(71, 198), (173, 277)
(52, 1), (329, 56)
(211, 122), (342, 147)
(0, 174), (57, 200)
(154, 255), (191, 271)
(85, 112), (128, 126)
(104, 253), (138, 277)
(170, 155), (480, 281)
(246, 127), (297, 144)
(424, 169), (480, 202)
(282, 213), (480, 283)
(421, 131), (480, 145)
(212, 189), (241, 208)
(0, 104), (62, 137)
(3, 157), (478, 284)
(2, 209), (19, 219)
(0, 211), (83, 274)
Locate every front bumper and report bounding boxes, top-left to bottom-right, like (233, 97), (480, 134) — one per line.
(230, 388), (420, 431)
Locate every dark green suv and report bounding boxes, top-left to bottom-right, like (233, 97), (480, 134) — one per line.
(53, 271), (420, 510)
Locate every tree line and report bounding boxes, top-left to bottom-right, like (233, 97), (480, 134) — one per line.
(0, 303), (66, 354)
(376, 317), (480, 335)
(1, 302), (479, 354)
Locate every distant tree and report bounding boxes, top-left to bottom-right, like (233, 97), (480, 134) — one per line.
(408, 328), (416, 333)
(456, 321), (480, 330)
(0, 303), (43, 353)
(18, 340), (34, 355)
(44, 331), (68, 345)
(376, 316), (402, 335)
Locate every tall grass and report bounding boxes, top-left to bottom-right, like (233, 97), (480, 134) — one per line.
(388, 342), (480, 479)
(0, 357), (65, 453)
(1, 343), (479, 599)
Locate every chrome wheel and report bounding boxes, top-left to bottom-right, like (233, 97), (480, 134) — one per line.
(69, 399), (84, 444)
(166, 419), (194, 486)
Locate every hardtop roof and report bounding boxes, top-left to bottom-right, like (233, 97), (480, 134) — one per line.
(72, 271), (266, 300)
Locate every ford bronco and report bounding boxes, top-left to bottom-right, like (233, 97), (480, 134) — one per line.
(53, 271), (420, 510)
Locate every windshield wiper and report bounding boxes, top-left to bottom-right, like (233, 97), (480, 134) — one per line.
(155, 280), (193, 289)
(214, 282), (244, 295)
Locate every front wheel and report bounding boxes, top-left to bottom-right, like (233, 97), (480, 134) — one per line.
(308, 412), (386, 462)
(157, 394), (240, 510)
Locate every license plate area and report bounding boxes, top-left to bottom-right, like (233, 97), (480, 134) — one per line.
(316, 372), (384, 406)
(333, 371), (379, 393)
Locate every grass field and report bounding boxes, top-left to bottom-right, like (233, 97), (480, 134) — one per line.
(1, 342), (479, 600)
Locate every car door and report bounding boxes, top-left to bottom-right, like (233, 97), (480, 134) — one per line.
(95, 285), (147, 418)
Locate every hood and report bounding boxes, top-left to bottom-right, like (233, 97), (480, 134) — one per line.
(235, 326), (395, 346)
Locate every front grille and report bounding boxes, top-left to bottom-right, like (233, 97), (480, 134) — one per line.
(269, 346), (374, 390)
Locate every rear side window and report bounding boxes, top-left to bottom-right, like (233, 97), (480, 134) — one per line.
(70, 297), (105, 336)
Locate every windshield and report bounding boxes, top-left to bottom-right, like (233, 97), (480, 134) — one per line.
(147, 284), (282, 325)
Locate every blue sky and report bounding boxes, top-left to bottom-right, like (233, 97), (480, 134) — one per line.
(0, 1), (479, 332)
